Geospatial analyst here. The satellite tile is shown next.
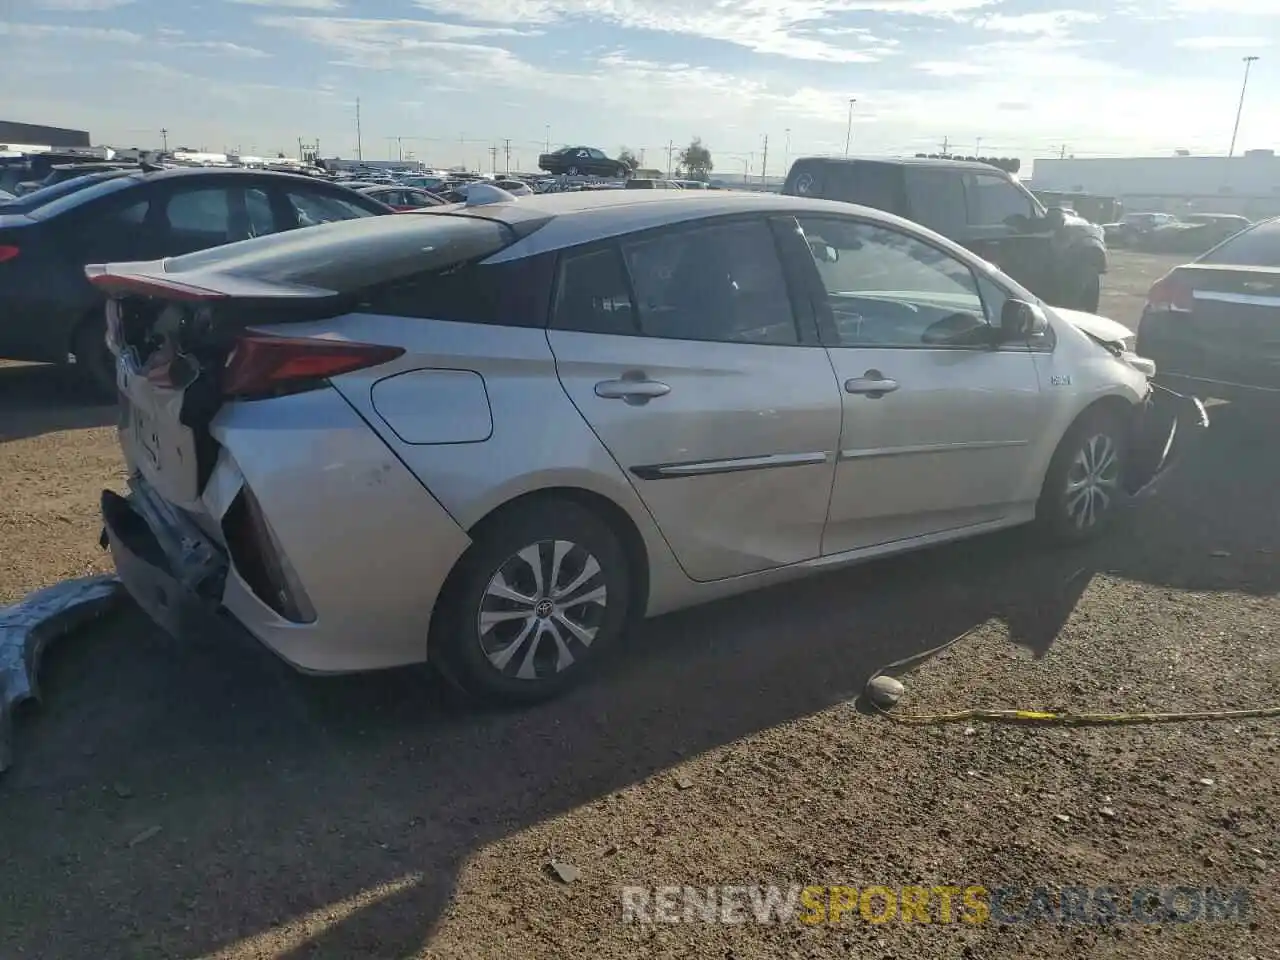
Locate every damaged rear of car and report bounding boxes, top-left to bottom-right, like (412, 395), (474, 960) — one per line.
(93, 212), (544, 673)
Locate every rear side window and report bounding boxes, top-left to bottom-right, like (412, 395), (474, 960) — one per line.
(362, 253), (556, 328)
(903, 168), (968, 234)
(166, 188), (232, 235)
(1200, 218), (1280, 267)
(622, 219), (799, 345)
(552, 247), (637, 335)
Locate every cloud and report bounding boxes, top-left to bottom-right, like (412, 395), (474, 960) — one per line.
(408, 0), (970, 62)
(168, 40), (271, 58)
(0, 22), (141, 42)
(34, 0), (135, 9)
(225, 0), (344, 8)
(1174, 36), (1271, 49)
(1173, 0), (1280, 14)
(973, 10), (1101, 36)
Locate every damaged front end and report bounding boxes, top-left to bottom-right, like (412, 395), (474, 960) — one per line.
(1124, 381), (1210, 500)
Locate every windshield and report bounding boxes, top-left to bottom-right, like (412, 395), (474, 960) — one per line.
(1198, 217), (1280, 267)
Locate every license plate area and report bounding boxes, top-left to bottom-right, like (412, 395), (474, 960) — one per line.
(118, 372), (203, 507)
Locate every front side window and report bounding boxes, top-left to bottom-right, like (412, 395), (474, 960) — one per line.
(621, 219), (799, 345)
(587, 149), (607, 160)
(967, 175), (1036, 226)
(797, 217), (987, 348)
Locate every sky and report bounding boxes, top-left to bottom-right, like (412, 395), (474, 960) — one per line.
(0, 0), (1275, 174)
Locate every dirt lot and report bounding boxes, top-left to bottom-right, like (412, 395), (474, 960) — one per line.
(2, 251), (1277, 960)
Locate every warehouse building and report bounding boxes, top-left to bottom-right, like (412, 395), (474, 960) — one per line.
(0, 120), (91, 151)
(1030, 150), (1280, 219)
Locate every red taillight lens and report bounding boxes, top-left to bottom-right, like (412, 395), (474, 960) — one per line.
(85, 267), (227, 301)
(0, 245), (20, 264)
(1145, 272), (1194, 313)
(222, 335), (404, 398)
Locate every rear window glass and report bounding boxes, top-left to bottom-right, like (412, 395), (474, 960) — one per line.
(164, 213), (516, 292)
(786, 161), (901, 212)
(27, 174), (141, 220)
(1199, 218), (1280, 267)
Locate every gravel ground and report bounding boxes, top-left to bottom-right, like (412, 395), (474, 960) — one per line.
(1, 251), (1277, 960)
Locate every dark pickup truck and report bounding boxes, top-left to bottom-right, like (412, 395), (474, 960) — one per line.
(783, 156), (1109, 312)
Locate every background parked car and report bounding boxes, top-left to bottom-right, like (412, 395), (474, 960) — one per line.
(0, 167), (392, 396)
(0, 168), (138, 213)
(13, 162), (140, 196)
(355, 185), (446, 210)
(537, 146), (631, 178)
(1137, 214), (1279, 410)
(624, 179), (685, 190)
(784, 156), (1109, 312)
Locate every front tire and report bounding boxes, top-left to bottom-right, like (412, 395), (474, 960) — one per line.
(1036, 409), (1130, 544)
(430, 499), (632, 705)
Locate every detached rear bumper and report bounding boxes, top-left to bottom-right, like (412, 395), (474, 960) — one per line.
(1124, 382), (1210, 500)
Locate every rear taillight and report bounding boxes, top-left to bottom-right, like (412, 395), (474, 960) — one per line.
(1145, 272), (1194, 313)
(222, 334), (404, 398)
(0, 245), (19, 264)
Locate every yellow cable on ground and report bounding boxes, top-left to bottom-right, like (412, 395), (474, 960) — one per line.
(865, 626), (1280, 726)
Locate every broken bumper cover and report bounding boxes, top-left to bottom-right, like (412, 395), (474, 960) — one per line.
(1124, 382), (1210, 500)
(0, 575), (123, 773)
(100, 477), (229, 642)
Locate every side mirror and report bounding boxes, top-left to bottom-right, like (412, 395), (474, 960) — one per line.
(1044, 207), (1067, 230)
(921, 311), (993, 347)
(1000, 299), (1049, 341)
(808, 239), (839, 263)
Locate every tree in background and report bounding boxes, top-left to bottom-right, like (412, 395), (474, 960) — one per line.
(617, 148), (639, 171)
(678, 138), (713, 181)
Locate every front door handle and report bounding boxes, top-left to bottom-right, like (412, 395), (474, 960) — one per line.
(594, 373), (671, 405)
(845, 371), (899, 398)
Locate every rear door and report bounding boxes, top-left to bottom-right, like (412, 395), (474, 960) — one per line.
(791, 214), (1048, 552)
(547, 216), (843, 582)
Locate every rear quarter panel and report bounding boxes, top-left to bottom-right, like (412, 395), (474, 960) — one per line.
(264, 314), (692, 616)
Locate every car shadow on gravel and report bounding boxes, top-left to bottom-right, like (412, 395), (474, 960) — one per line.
(1, 405), (1275, 959)
(0, 362), (114, 442)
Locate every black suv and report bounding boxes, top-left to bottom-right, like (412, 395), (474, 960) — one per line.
(783, 156), (1108, 312)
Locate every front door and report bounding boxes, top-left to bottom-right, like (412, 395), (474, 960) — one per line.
(959, 172), (1054, 297)
(547, 216), (843, 582)
(790, 215), (1048, 553)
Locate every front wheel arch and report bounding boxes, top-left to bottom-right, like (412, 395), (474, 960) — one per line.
(1035, 396), (1136, 542)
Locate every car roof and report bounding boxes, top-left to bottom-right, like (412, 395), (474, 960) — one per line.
(791, 155), (1012, 175)
(443, 190), (953, 261)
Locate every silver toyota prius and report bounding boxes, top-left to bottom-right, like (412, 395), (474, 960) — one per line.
(90, 188), (1207, 703)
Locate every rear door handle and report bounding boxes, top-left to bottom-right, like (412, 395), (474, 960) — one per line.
(845, 372), (899, 398)
(594, 374), (671, 405)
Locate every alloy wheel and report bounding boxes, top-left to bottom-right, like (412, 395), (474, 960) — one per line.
(1064, 433), (1120, 530)
(476, 539), (608, 681)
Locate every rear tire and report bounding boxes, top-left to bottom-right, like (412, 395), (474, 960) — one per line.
(430, 498), (632, 705)
(72, 316), (117, 403)
(1036, 408), (1131, 544)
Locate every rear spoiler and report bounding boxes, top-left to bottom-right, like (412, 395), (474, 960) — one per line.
(85, 262), (334, 302)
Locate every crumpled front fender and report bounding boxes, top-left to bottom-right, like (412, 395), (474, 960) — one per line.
(1124, 382), (1211, 499)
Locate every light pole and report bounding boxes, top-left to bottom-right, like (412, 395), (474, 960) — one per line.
(975, 137), (982, 156)
(783, 127), (791, 175)
(844, 98), (857, 156)
(1228, 55), (1260, 158)
(544, 124), (550, 154)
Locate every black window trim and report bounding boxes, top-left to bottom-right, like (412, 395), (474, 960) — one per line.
(548, 212), (815, 348)
(788, 212), (1053, 354)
